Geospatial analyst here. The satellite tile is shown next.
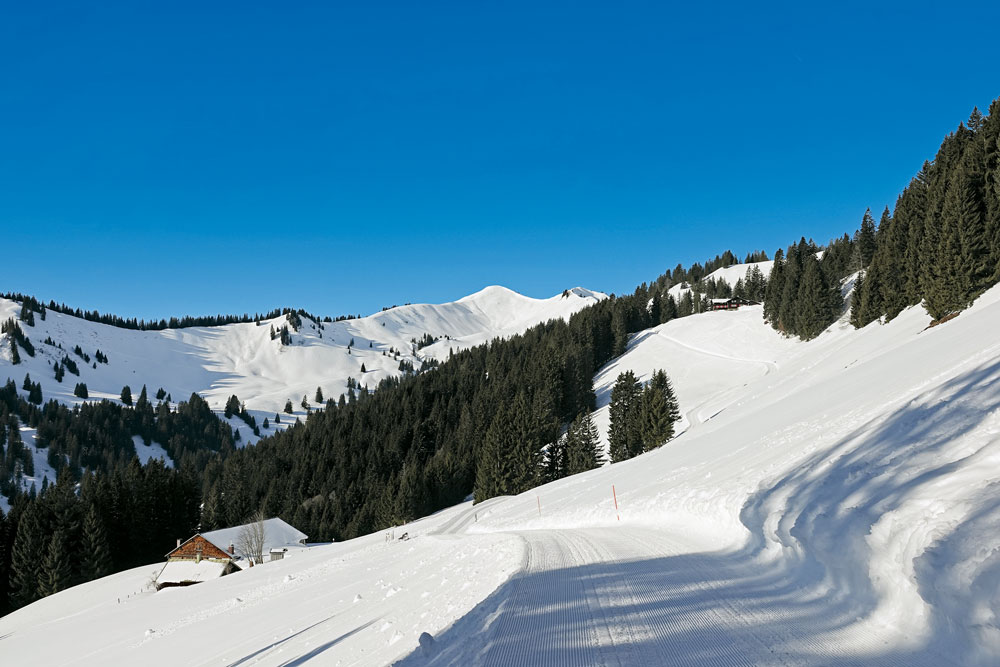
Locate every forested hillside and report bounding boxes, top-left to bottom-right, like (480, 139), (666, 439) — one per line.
(1, 97), (997, 618)
(851, 101), (1000, 326)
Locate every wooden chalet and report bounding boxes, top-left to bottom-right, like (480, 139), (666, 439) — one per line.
(154, 517), (307, 590)
(710, 297), (761, 311)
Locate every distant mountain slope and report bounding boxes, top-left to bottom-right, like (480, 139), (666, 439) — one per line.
(7, 279), (1000, 666)
(0, 285), (605, 443)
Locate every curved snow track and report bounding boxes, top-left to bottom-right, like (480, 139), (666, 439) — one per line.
(399, 526), (960, 666)
(656, 331), (778, 428)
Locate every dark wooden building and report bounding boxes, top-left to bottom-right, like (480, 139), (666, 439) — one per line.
(711, 297), (761, 311)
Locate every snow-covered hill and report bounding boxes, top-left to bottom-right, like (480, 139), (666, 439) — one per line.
(4, 278), (1000, 665)
(0, 285), (604, 443)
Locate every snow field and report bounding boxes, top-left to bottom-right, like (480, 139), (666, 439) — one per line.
(0, 500), (525, 666)
(4, 273), (1000, 664)
(0, 285), (603, 480)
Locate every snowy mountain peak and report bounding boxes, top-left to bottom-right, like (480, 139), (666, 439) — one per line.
(566, 286), (602, 300)
(0, 284), (605, 445)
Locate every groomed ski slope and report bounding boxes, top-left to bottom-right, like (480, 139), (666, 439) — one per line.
(4, 280), (1000, 665)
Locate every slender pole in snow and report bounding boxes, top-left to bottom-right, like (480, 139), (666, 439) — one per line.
(537, 495), (541, 517)
(612, 485), (620, 521)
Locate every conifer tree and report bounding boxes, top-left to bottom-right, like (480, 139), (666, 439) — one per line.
(9, 505), (42, 608)
(849, 271), (866, 328)
(777, 242), (804, 333)
(0, 510), (11, 614)
(284, 400), (293, 414)
(314, 387), (324, 403)
(608, 371), (641, 462)
(566, 410), (602, 474)
(80, 505), (111, 581)
(920, 127), (969, 295)
(120, 385), (132, 406)
(19, 303), (35, 326)
(28, 381), (42, 405)
(661, 294), (678, 323)
(474, 401), (516, 503)
(543, 435), (568, 482)
(983, 101), (1000, 280)
(763, 249), (785, 324)
(795, 253), (836, 340)
(677, 291), (693, 318)
(640, 370), (679, 450)
(611, 308), (628, 357)
(880, 199), (910, 320)
(37, 528), (72, 598)
(854, 209), (877, 270)
(925, 165), (970, 320)
(509, 391), (541, 494)
(956, 139), (991, 299)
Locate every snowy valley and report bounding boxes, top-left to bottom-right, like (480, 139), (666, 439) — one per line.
(2, 260), (999, 665)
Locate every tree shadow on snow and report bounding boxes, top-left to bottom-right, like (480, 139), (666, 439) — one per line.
(394, 358), (1000, 667)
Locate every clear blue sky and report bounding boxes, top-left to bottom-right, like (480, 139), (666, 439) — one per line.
(2, 1), (998, 320)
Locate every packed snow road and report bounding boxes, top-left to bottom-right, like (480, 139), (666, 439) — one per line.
(400, 526), (960, 666)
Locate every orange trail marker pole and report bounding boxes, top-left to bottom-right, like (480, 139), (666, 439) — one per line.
(613, 485), (620, 521)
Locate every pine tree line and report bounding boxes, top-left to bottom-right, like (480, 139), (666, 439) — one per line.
(851, 101), (1000, 326)
(0, 461), (199, 613)
(0, 294), (356, 333)
(763, 237), (845, 340)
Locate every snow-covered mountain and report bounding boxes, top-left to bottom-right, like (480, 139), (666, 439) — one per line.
(0, 285), (604, 434)
(4, 275), (1000, 665)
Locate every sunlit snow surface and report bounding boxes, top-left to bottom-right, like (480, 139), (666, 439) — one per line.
(3, 273), (1000, 665)
(0, 284), (605, 457)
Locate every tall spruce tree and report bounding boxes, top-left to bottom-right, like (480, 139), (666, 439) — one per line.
(795, 253), (836, 340)
(474, 401), (516, 502)
(37, 528), (72, 598)
(763, 249), (785, 324)
(982, 100), (1000, 280)
(80, 504), (111, 581)
(9, 504), (42, 608)
(640, 370), (679, 451)
(608, 371), (642, 462)
(880, 199), (910, 320)
(543, 434), (568, 482)
(925, 161), (971, 320)
(509, 391), (541, 494)
(566, 410), (602, 474)
(956, 137), (991, 299)
(854, 209), (877, 270)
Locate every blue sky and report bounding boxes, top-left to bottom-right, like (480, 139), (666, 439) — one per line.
(2, 1), (998, 320)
